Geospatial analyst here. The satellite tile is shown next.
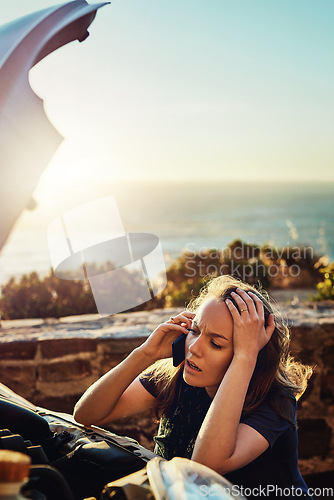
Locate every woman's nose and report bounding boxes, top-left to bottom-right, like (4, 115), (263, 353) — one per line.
(188, 335), (203, 357)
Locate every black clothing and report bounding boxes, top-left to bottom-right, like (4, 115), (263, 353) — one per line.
(140, 374), (312, 499)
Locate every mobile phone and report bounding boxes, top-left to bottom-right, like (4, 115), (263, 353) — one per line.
(172, 333), (186, 367)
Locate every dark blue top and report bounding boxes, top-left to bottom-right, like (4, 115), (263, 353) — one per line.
(140, 374), (312, 499)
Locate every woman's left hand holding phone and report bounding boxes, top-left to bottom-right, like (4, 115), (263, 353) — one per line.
(139, 311), (194, 363)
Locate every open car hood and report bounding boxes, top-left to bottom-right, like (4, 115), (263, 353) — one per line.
(0, 0), (109, 251)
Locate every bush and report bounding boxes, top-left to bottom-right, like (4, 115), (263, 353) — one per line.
(0, 270), (97, 320)
(311, 263), (334, 301)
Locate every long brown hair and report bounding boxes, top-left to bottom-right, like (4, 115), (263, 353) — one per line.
(142, 276), (313, 426)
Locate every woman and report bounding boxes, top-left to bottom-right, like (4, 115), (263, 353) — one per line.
(74, 276), (312, 498)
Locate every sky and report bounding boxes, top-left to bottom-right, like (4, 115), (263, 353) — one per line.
(1, 0), (333, 200)
(0, 0), (333, 283)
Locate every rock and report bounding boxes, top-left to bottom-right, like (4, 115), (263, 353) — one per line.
(298, 418), (332, 459)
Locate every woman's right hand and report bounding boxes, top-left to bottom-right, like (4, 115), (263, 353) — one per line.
(139, 311), (195, 362)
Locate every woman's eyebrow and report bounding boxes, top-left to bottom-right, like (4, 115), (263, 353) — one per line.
(192, 321), (229, 342)
(211, 332), (229, 342)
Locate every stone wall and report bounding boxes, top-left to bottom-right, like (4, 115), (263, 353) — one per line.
(0, 309), (168, 413)
(1, 303), (334, 481)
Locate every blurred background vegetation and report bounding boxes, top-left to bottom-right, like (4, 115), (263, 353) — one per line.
(0, 240), (332, 320)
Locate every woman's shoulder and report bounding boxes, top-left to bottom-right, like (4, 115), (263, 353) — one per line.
(266, 387), (297, 405)
(243, 390), (297, 421)
(268, 388), (297, 416)
(241, 393), (297, 448)
(246, 389), (297, 432)
(139, 371), (160, 398)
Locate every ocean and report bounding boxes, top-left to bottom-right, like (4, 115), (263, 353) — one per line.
(0, 181), (333, 285)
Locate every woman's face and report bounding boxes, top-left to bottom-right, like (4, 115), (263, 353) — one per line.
(184, 298), (234, 398)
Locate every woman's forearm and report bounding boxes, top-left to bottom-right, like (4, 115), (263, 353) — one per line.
(73, 346), (153, 426)
(192, 353), (257, 471)
(74, 311), (193, 427)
